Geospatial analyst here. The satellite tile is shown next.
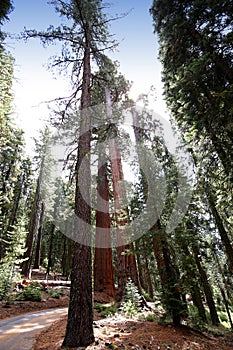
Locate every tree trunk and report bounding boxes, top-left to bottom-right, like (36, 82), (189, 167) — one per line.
(94, 145), (115, 298)
(109, 132), (128, 301)
(61, 237), (73, 279)
(152, 219), (183, 325)
(176, 235), (207, 323)
(192, 246), (220, 326)
(136, 251), (147, 292)
(107, 90), (140, 301)
(144, 255), (154, 299)
(21, 174), (41, 278)
(46, 223), (55, 276)
(213, 247), (233, 328)
(61, 237), (67, 276)
(33, 201), (45, 269)
(205, 187), (233, 273)
(136, 250), (154, 299)
(62, 32), (94, 347)
(127, 243), (142, 293)
(219, 285), (233, 329)
(191, 285), (207, 323)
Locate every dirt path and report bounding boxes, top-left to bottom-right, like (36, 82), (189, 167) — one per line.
(0, 308), (67, 350)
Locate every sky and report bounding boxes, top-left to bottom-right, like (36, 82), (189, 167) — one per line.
(3, 0), (169, 154)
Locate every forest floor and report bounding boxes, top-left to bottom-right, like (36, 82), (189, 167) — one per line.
(31, 315), (233, 350)
(1, 270), (233, 350)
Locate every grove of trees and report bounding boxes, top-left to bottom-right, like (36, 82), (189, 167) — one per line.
(0, 0), (232, 348)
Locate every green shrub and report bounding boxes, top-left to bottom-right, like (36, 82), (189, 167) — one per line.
(94, 302), (117, 318)
(142, 290), (153, 302)
(0, 264), (20, 301)
(206, 327), (224, 337)
(17, 285), (42, 302)
(100, 306), (117, 318)
(47, 288), (64, 299)
(146, 313), (156, 322)
(0, 267), (14, 301)
(94, 302), (105, 312)
(219, 311), (228, 323)
(187, 305), (207, 332)
(48, 290), (60, 299)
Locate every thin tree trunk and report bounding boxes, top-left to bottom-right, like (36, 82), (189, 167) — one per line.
(136, 251), (147, 292)
(213, 247), (233, 328)
(136, 250), (154, 299)
(175, 234), (207, 323)
(152, 219), (183, 325)
(46, 223), (55, 276)
(205, 187), (233, 273)
(127, 243), (142, 293)
(21, 174), (41, 278)
(33, 202), (45, 269)
(144, 255), (154, 299)
(219, 284), (233, 329)
(61, 225), (73, 279)
(191, 285), (207, 323)
(151, 221), (167, 292)
(192, 246), (220, 326)
(61, 237), (67, 276)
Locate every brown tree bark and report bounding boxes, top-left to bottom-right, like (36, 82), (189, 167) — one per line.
(62, 21), (94, 346)
(21, 174), (41, 278)
(136, 251), (147, 292)
(152, 219), (183, 325)
(33, 201), (45, 269)
(94, 146), (115, 298)
(213, 248), (233, 320)
(46, 222), (55, 276)
(192, 245), (220, 326)
(136, 250), (154, 299)
(190, 285), (207, 323)
(180, 243), (207, 323)
(205, 187), (233, 273)
(144, 255), (154, 299)
(61, 237), (73, 279)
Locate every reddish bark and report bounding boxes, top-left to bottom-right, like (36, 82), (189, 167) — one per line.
(107, 90), (140, 301)
(94, 147), (115, 298)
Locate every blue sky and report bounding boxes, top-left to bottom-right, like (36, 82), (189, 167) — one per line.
(3, 0), (168, 152)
